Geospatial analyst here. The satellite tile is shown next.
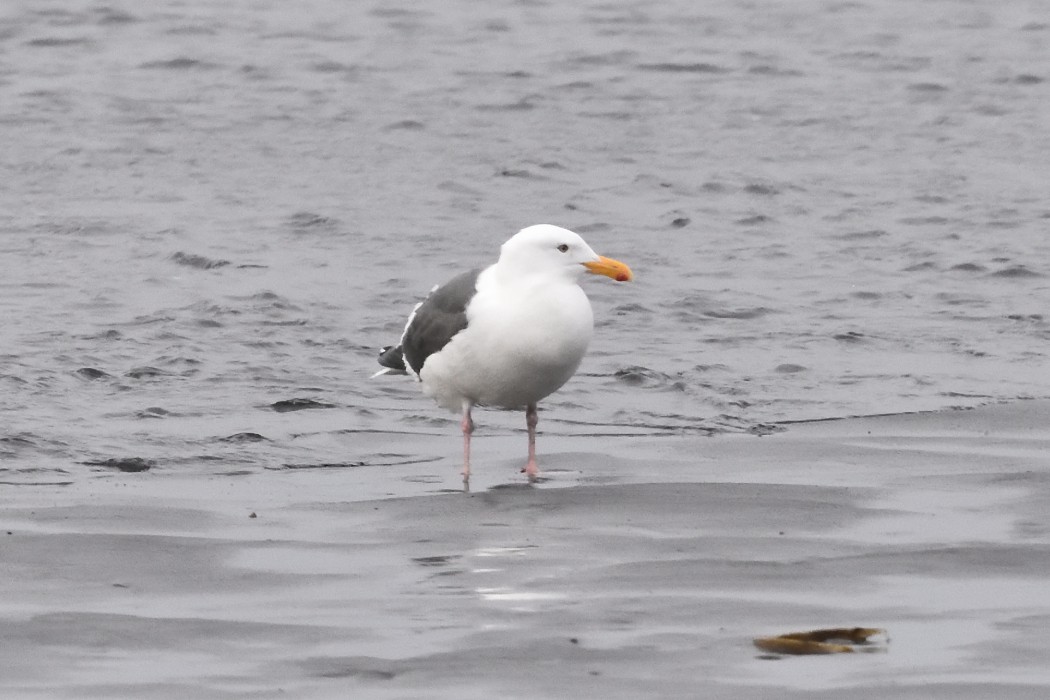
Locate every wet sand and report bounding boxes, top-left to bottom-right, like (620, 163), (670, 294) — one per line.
(3, 400), (1049, 699)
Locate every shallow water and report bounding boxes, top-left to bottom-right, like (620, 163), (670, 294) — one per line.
(1, 0), (1048, 478)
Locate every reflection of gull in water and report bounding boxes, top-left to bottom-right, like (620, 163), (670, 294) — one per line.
(469, 545), (561, 609)
(373, 224), (633, 484)
(473, 546), (536, 558)
(476, 588), (566, 603)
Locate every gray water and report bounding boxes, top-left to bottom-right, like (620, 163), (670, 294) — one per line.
(2, 0), (1048, 479)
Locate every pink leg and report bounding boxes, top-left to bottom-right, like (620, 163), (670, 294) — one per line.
(523, 403), (539, 481)
(461, 401), (474, 483)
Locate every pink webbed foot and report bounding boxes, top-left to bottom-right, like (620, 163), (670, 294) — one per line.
(521, 459), (539, 482)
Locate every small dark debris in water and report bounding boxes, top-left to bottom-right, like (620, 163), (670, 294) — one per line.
(82, 457), (155, 472)
(670, 217), (690, 228)
(221, 432), (269, 443)
(569, 637), (580, 644)
(498, 168), (531, 178)
(249, 512), (257, 519)
(269, 398), (336, 412)
(125, 366), (170, 379)
(171, 251), (230, 269)
(735, 214), (772, 225)
(75, 367), (110, 380)
(1007, 314), (1043, 322)
(112, 583), (129, 588)
(833, 331), (865, 343)
(774, 363), (807, 374)
(749, 423), (785, 436)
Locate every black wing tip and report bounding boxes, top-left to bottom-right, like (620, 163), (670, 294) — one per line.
(377, 344), (407, 372)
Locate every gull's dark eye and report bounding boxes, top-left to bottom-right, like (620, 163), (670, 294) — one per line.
(557, 244), (569, 253)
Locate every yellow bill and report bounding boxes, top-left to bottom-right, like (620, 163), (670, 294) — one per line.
(583, 256), (633, 282)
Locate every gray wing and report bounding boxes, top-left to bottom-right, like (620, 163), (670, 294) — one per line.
(400, 268), (481, 377)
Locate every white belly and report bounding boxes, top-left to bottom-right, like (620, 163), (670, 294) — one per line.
(419, 277), (594, 411)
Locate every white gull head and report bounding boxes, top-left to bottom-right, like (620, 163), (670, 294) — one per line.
(495, 224), (600, 282)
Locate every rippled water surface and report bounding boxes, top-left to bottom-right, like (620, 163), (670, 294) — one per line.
(2, 0), (1048, 478)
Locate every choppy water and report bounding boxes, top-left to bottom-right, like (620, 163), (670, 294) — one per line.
(2, 0), (1048, 479)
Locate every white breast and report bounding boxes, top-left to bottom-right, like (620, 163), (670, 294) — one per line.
(418, 269), (594, 411)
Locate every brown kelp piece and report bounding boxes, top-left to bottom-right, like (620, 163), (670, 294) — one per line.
(753, 627), (885, 655)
